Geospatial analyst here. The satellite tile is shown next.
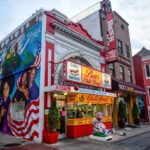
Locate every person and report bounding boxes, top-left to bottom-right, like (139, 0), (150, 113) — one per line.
(0, 76), (14, 134)
(60, 107), (66, 133)
(26, 67), (39, 105)
(76, 109), (83, 118)
(13, 71), (29, 103)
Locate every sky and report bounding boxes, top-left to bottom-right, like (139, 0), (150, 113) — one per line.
(0, 0), (149, 56)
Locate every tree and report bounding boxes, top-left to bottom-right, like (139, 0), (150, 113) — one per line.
(48, 100), (59, 132)
(118, 101), (127, 128)
(132, 102), (140, 125)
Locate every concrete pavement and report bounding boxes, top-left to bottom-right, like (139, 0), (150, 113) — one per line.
(0, 124), (150, 150)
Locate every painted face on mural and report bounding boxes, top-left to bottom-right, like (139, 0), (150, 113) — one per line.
(29, 68), (36, 84)
(21, 72), (27, 86)
(2, 82), (10, 101)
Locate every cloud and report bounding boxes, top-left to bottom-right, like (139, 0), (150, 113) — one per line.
(0, 0), (149, 56)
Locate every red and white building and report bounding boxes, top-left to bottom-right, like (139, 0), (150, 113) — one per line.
(0, 9), (116, 143)
(133, 47), (150, 122)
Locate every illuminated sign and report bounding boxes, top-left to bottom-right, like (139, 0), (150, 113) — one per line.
(82, 66), (102, 87)
(64, 61), (111, 89)
(66, 61), (81, 82)
(106, 12), (116, 50)
(67, 93), (114, 104)
(105, 49), (117, 62)
(118, 84), (134, 92)
(102, 73), (111, 89)
(56, 85), (71, 92)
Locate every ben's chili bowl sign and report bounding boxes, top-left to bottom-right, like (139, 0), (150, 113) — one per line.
(82, 66), (102, 87)
(64, 61), (111, 89)
(67, 61), (81, 82)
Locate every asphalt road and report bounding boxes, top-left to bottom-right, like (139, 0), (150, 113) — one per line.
(112, 131), (150, 150)
(1, 132), (150, 150)
(53, 132), (150, 150)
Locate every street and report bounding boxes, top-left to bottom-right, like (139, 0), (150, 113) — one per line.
(112, 131), (150, 150)
(52, 131), (150, 150)
(1, 131), (150, 150)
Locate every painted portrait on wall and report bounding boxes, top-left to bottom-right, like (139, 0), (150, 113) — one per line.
(0, 21), (42, 141)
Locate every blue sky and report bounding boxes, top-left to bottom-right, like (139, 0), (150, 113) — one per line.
(0, 0), (149, 55)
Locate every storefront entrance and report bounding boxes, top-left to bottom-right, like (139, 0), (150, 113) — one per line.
(55, 95), (67, 139)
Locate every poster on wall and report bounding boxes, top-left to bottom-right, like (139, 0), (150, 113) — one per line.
(0, 21), (41, 142)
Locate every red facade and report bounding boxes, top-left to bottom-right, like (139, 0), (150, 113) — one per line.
(133, 48), (150, 122)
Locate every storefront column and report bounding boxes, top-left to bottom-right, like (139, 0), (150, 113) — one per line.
(113, 98), (118, 128)
(128, 96), (134, 124)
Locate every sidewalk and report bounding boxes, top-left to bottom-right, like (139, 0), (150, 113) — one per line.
(111, 124), (150, 143)
(0, 124), (150, 149)
(49, 124), (150, 150)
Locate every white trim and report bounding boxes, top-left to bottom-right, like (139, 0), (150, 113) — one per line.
(45, 32), (105, 64)
(144, 64), (150, 79)
(52, 21), (104, 50)
(48, 49), (52, 86)
(147, 86), (150, 105)
(38, 13), (46, 143)
(142, 55), (150, 61)
(43, 85), (116, 97)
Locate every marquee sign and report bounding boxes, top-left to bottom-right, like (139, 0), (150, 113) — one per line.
(118, 84), (134, 92)
(82, 66), (102, 87)
(63, 61), (111, 89)
(105, 49), (117, 62)
(106, 12), (116, 50)
(67, 93), (114, 104)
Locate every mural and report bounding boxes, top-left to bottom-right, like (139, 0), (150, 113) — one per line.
(0, 21), (41, 141)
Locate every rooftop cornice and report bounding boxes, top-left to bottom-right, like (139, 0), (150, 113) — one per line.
(52, 21), (104, 51)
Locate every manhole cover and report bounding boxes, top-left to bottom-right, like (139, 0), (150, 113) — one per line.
(4, 143), (21, 147)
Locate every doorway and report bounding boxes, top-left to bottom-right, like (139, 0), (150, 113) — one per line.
(56, 95), (67, 139)
(124, 101), (129, 125)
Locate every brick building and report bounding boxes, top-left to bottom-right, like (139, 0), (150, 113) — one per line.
(74, 0), (145, 127)
(133, 47), (150, 122)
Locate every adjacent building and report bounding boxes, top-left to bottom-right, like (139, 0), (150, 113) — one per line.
(133, 47), (150, 122)
(75, 0), (145, 127)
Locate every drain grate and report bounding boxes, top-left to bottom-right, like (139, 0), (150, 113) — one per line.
(4, 143), (21, 147)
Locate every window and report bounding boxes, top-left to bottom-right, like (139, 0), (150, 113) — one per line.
(21, 27), (24, 34)
(117, 39), (123, 55)
(145, 65), (150, 78)
(108, 63), (115, 77)
(128, 69), (133, 82)
(147, 87), (150, 103)
(120, 65), (125, 80)
(121, 24), (124, 30)
(125, 45), (130, 58)
(148, 87), (150, 95)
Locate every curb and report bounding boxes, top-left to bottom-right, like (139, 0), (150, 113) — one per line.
(110, 130), (150, 144)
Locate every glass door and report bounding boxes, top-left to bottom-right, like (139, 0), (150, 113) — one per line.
(56, 98), (67, 139)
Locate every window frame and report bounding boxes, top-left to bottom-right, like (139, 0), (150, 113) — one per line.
(117, 39), (123, 55)
(125, 45), (130, 58)
(145, 64), (150, 79)
(128, 69), (133, 82)
(108, 63), (115, 77)
(120, 65), (125, 80)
